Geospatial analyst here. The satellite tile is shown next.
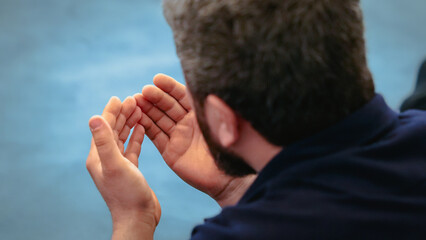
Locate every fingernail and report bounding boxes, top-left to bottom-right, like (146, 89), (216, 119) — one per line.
(89, 117), (103, 131)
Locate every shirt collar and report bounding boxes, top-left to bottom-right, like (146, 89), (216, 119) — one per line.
(239, 94), (398, 204)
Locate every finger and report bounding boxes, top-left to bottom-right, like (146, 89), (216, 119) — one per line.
(89, 115), (122, 171)
(102, 96), (122, 145)
(115, 96), (137, 134)
(139, 112), (169, 154)
(90, 97), (121, 153)
(116, 97), (137, 153)
(142, 85), (187, 122)
(124, 124), (145, 166)
(153, 73), (192, 111)
(102, 96), (122, 130)
(117, 139), (125, 154)
(119, 106), (142, 144)
(135, 94), (176, 136)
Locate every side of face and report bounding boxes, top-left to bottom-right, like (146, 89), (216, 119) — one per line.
(188, 91), (257, 177)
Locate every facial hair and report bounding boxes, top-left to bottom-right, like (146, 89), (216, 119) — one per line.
(194, 108), (257, 177)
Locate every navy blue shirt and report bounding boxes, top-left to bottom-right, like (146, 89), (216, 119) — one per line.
(192, 95), (426, 239)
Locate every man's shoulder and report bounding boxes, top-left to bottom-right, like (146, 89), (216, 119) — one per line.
(191, 197), (316, 240)
(192, 181), (426, 239)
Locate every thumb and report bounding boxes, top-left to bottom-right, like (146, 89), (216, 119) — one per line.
(89, 115), (122, 170)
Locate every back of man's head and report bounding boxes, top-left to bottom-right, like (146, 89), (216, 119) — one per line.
(163, 0), (375, 146)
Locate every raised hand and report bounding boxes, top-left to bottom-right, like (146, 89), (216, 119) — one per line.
(135, 74), (256, 207)
(86, 97), (161, 239)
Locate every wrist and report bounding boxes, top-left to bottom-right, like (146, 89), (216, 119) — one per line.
(215, 174), (257, 208)
(111, 210), (159, 240)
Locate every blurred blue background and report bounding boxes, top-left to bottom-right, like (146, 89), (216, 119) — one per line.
(0, 0), (425, 239)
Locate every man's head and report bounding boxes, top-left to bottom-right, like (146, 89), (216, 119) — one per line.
(163, 0), (375, 176)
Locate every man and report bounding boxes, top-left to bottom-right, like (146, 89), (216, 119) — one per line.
(86, 0), (426, 239)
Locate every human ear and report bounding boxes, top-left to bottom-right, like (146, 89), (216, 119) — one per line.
(204, 95), (239, 148)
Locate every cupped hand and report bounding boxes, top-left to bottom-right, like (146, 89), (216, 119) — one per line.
(86, 97), (161, 238)
(135, 74), (256, 207)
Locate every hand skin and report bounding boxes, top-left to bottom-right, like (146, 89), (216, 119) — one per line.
(86, 75), (256, 239)
(135, 74), (257, 207)
(86, 96), (161, 240)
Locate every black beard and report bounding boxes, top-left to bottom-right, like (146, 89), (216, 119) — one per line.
(194, 107), (256, 177)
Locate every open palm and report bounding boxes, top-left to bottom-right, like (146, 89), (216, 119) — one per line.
(135, 74), (255, 206)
